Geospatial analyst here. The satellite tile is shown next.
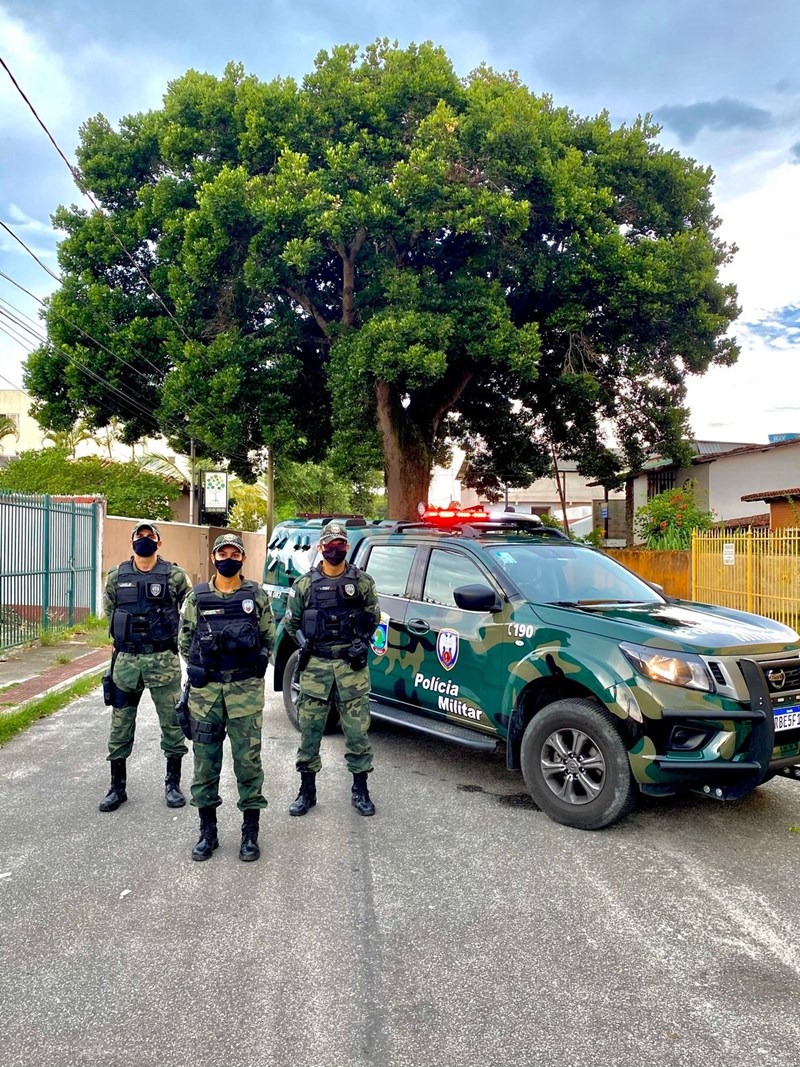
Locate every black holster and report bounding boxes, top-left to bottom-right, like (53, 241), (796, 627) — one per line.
(187, 715), (227, 744)
(175, 680), (192, 739)
(102, 649), (139, 709)
(343, 639), (368, 671)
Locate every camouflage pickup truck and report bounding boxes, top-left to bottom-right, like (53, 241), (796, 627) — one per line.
(265, 510), (800, 829)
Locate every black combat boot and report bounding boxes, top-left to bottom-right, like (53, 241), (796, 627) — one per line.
(239, 809), (261, 862)
(351, 771), (375, 816)
(98, 758), (127, 812)
(288, 771), (317, 816)
(191, 807), (219, 861)
(164, 755), (186, 808)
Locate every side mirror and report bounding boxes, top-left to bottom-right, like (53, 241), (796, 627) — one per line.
(453, 583), (502, 612)
(647, 581), (665, 595)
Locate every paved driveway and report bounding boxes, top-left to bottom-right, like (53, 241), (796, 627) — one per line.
(1, 674), (799, 1067)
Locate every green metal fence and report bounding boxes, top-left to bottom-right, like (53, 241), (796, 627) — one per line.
(0, 493), (101, 651)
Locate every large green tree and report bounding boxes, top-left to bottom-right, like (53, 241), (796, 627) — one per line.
(25, 41), (738, 518)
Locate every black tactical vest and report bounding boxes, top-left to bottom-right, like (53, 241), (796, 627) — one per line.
(112, 559), (179, 653)
(303, 564), (366, 649)
(188, 580), (261, 681)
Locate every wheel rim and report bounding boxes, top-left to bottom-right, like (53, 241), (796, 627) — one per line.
(290, 667), (300, 709)
(540, 727), (606, 805)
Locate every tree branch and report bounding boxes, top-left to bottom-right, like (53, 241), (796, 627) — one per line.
(282, 286), (332, 338)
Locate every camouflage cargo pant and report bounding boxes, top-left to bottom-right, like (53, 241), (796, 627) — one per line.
(189, 693), (267, 812)
(107, 652), (186, 761)
(296, 656), (373, 775)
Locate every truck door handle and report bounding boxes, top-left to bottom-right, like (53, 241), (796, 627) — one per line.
(407, 618), (430, 635)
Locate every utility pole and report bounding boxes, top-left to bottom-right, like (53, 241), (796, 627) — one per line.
(266, 447), (275, 537)
(189, 438), (195, 525)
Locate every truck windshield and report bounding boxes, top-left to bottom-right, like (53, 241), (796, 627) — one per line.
(484, 543), (664, 606)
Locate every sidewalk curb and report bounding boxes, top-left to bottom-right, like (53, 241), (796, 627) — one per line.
(0, 651), (111, 714)
(25, 660), (110, 707)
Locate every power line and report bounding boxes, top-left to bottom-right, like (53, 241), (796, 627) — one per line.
(0, 207), (265, 466)
(0, 268), (255, 464)
(0, 320), (32, 350)
(0, 219), (60, 283)
(0, 54), (192, 344)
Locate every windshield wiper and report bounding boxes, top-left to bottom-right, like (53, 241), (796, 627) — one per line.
(546, 598), (658, 609)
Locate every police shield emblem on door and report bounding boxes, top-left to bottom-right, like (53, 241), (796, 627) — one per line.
(436, 629), (459, 670)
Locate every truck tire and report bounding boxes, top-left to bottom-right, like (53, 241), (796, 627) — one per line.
(282, 650), (340, 735)
(521, 698), (637, 830)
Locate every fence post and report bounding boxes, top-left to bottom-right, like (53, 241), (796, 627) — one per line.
(90, 500), (99, 617)
(691, 529), (697, 600)
(42, 494), (51, 631)
(746, 531), (753, 614)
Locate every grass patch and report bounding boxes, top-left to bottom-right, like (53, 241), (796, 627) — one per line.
(38, 627), (61, 647)
(55, 653), (73, 665)
(0, 672), (105, 748)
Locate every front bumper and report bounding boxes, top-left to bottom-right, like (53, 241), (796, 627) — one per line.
(635, 659), (793, 800)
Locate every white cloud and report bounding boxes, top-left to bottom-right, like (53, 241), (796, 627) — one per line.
(686, 327), (800, 443)
(0, 8), (78, 135)
(716, 163), (800, 318)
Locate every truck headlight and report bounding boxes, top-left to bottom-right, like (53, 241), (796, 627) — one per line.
(620, 642), (714, 692)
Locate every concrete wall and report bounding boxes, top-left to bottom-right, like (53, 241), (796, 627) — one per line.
(104, 516), (267, 587)
(606, 548), (691, 600)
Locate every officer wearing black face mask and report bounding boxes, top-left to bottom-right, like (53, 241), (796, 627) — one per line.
(99, 521), (192, 813)
(284, 521), (381, 817)
(178, 534), (275, 862)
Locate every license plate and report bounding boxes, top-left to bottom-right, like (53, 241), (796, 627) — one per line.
(774, 705), (800, 732)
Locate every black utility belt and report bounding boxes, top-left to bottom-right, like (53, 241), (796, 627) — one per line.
(116, 640), (176, 655)
(309, 646), (349, 660)
(205, 668), (258, 683)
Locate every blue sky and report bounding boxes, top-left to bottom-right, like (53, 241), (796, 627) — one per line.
(1, 0), (798, 442)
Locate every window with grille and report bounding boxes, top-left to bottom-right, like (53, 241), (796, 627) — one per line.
(647, 469), (676, 498)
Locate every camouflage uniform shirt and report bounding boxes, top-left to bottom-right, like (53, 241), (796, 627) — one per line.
(179, 576), (275, 719)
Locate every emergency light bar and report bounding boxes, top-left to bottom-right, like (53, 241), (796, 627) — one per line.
(423, 505), (490, 524)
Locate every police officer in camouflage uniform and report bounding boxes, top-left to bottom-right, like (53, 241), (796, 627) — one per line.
(100, 521), (191, 813)
(179, 534), (275, 862)
(285, 520), (381, 817)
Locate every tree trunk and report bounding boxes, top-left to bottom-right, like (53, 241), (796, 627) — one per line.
(375, 381), (432, 520)
(551, 443), (571, 538)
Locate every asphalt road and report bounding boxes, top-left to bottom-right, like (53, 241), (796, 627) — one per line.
(1, 674), (800, 1067)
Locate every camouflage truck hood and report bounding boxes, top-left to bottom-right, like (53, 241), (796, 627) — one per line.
(533, 600), (800, 656)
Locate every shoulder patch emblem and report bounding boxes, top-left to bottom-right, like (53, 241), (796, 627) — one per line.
(370, 618), (389, 657)
(288, 588), (296, 598)
(242, 599), (255, 614)
(436, 629), (459, 671)
(344, 583), (356, 597)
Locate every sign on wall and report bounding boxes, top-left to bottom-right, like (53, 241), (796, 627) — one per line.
(204, 472), (228, 511)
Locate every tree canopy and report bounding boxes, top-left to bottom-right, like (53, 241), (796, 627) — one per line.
(25, 41), (739, 518)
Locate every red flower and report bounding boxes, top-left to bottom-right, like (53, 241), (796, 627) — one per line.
(661, 520), (668, 529)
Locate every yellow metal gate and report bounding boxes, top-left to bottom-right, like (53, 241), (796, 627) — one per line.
(692, 529), (800, 631)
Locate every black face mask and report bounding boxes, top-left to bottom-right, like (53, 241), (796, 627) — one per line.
(321, 544), (347, 565)
(215, 558), (243, 578)
(133, 537), (158, 557)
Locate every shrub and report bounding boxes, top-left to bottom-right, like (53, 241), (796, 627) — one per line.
(635, 482), (714, 549)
